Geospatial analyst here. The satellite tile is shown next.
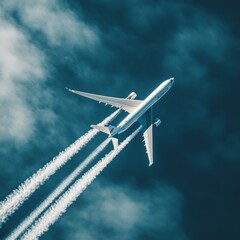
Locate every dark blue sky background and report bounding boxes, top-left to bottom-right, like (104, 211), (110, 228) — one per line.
(0, 0), (240, 239)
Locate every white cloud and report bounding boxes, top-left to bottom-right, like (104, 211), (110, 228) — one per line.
(0, 0), (100, 144)
(0, 21), (45, 95)
(3, 0), (99, 48)
(0, 20), (45, 143)
(57, 181), (187, 240)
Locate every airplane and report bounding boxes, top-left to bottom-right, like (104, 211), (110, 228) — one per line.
(67, 78), (174, 166)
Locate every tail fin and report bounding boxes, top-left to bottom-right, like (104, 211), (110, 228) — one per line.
(91, 124), (118, 150)
(110, 137), (118, 151)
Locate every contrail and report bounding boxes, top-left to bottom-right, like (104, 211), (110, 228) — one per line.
(21, 126), (142, 240)
(0, 109), (120, 225)
(6, 139), (111, 240)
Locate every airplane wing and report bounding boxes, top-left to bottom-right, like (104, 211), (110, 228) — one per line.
(67, 89), (142, 113)
(138, 108), (154, 166)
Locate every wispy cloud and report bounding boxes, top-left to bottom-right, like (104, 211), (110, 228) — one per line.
(0, 0), (100, 145)
(3, 0), (99, 48)
(57, 181), (187, 240)
(0, 0), (101, 195)
(0, 20), (45, 144)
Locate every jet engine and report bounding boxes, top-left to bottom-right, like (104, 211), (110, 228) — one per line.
(154, 118), (161, 127)
(126, 92), (137, 99)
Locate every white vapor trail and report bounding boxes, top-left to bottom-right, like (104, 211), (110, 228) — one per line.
(21, 126), (142, 240)
(0, 109), (120, 225)
(6, 139), (111, 240)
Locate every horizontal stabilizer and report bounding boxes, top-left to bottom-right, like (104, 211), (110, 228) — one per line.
(91, 125), (110, 134)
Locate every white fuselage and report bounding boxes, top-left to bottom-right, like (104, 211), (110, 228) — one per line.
(110, 78), (174, 136)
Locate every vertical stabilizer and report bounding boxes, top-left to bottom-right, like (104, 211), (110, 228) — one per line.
(110, 137), (118, 151)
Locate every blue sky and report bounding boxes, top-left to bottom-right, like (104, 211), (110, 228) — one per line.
(0, 0), (240, 239)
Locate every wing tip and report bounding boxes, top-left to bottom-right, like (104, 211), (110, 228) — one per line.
(66, 87), (75, 93)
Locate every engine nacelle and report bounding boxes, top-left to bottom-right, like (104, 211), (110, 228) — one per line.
(126, 92), (137, 100)
(154, 118), (161, 127)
